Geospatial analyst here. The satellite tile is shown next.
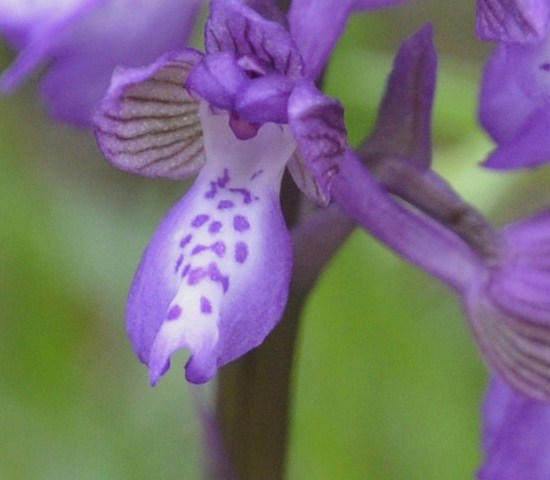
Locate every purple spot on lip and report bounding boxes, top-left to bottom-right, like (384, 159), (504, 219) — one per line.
(180, 234), (192, 248)
(235, 242), (248, 264)
(229, 187), (254, 204)
(167, 305), (182, 321)
(233, 215), (250, 232)
(175, 254), (184, 273)
(540, 62), (550, 72)
(192, 244), (208, 255)
(205, 169), (231, 199)
(188, 263), (229, 292)
(209, 221), (222, 234)
(211, 241), (226, 257)
(209, 263), (229, 292)
(200, 296), (212, 314)
(181, 263), (191, 278)
(188, 267), (207, 285)
(217, 200), (235, 210)
(205, 181), (218, 199)
(191, 242), (226, 257)
(192, 214), (209, 228)
(250, 169), (263, 181)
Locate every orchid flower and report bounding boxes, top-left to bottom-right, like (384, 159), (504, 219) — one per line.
(477, 0), (550, 168)
(93, 0), (407, 385)
(0, 0), (203, 125)
(332, 23), (550, 478)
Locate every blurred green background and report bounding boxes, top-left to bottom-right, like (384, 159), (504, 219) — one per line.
(2, 1), (550, 479)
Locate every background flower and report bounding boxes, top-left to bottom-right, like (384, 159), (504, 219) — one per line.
(0, 0), (203, 125)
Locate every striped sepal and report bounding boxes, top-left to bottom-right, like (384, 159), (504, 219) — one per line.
(469, 291), (550, 402)
(94, 49), (206, 180)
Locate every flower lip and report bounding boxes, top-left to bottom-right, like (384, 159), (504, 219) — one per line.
(127, 106), (296, 385)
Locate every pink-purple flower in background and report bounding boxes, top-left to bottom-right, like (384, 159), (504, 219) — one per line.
(0, 0), (203, 125)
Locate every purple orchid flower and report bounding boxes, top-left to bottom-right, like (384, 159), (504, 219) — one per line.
(92, 0), (378, 385)
(477, 0), (550, 168)
(480, 375), (550, 480)
(0, 0), (203, 126)
(469, 212), (550, 479)
(334, 24), (550, 477)
(475, 5), (550, 477)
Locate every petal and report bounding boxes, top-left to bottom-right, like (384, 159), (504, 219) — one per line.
(235, 73), (294, 124)
(288, 81), (347, 206)
(128, 105), (296, 384)
(479, 44), (537, 143)
(480, 37), (550, 147)
(205, 0), (303, 78)
(479, 375), (550, 480)
(288, 0), (408, 80)
(484, 109), (550, 169)
(465, 211), (550, 402)
(362, 24), (437, 168)
(94, 49), (206, 180)
(185, 52), (249, 110)
(288, 0), (354, 80)
(476, 0), (550, 44)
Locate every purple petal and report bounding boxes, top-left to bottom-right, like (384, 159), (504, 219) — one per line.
(1, 0), (203, 126)
(484, 110), (550, 168)
(288, 0), (354, 80)
(476, 0), (550, 44)
(235, 73), (294, 124)
(363, 24), (437, 168)
(128, 105), (295, 384)
(288, 0), (408, 80)
(480, 36), (550, 152)
(479, 375), (550, 480)
(465, 211), (550, 402)
(94, 49), (206, 180)
(479, 43), (538, 144)
(185, 52), (249, 111)
(288, 81), (347, 206)
(205, 0), (303, 78)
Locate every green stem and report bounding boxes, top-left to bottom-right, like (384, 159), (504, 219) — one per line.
(215, 177), (354, 479)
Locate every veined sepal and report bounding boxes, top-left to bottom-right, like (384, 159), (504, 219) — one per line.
(127, 106), (296, 384)
(93, 48), (206, 180)
(465, 211), (550, 401)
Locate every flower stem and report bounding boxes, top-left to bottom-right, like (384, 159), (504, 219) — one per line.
(214, 175), (354, 479)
